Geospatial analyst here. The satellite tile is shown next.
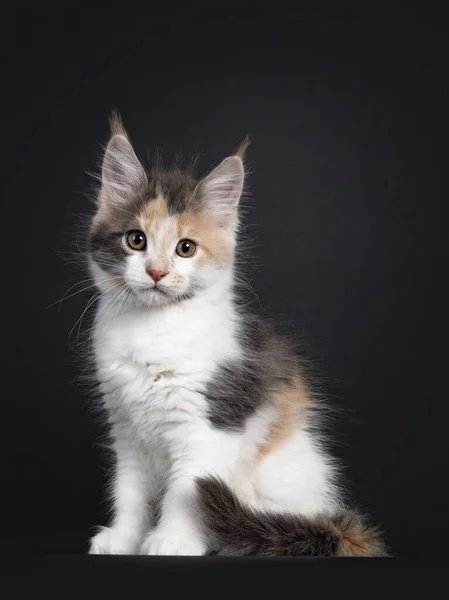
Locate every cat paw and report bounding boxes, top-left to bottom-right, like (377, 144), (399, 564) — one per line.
(89, 526), (139, 555)
(140, 529), (206, 556)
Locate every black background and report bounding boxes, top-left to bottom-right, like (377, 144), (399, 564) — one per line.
(1, 7), (447, 559)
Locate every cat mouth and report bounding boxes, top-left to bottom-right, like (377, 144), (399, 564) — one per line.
(132, 283), (169, 295)
(146, 284), (169, 295)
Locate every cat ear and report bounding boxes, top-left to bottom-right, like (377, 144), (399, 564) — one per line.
(100, 116), (147, 205)
(195, 156), (244, 228)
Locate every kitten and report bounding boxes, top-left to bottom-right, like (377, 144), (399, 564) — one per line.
(86, 114), (386, 556)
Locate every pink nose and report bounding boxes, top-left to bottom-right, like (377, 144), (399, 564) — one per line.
(146, 268), (168, 283)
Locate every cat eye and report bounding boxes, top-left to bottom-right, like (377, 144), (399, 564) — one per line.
(126, 230), (147, 251)
(176, 239), (197, 258)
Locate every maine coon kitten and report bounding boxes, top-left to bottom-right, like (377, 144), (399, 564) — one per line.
(86, 115), (386, 557)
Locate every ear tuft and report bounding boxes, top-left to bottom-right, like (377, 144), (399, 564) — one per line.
(233, 135), (250, 160)
(100, 118), (147, 205)
(109, 110), (129, 139)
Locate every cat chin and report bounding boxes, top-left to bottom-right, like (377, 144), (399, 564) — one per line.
(131, 288), (173, 308)
(131, 286), (191, 308)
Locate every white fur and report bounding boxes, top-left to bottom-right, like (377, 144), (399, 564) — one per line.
(88, 268), (340, 556)
(88, 144), (340, 555)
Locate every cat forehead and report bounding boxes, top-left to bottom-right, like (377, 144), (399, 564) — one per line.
(138, 195), (217, 241)
(146, 168), (199, 215)
(94, 168), (200, 229)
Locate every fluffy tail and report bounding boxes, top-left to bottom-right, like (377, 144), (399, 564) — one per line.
(196, 476), (387, 557)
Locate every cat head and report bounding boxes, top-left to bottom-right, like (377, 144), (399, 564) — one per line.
(88, 115), (248, 308)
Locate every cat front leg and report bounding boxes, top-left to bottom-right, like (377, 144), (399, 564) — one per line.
(89, 424), (154, 555)
(140, 426), (236, 556)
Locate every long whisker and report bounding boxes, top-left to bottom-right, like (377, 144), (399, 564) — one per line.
(91, 285), (129, 347)
(45, 276), (116, 310)
(119, 288), (133, 318)
(68, 292), (103, 350)
(94, 285), (126, 332)
(68, 280), (121, 348)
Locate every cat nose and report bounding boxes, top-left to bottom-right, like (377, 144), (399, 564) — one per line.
(146, 268), (168, 283)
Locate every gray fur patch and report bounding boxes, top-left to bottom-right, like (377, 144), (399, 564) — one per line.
(147, 167), (199, 215)
(205, 314), (299, 431)
(196, 476), (387, 556)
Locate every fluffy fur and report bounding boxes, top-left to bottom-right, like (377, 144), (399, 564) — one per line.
(196, 476), (385, 556)
(85, 114), (386, 557)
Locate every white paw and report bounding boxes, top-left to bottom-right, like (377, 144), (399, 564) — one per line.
(89, 526), (139, 555)
(140, 529), (206, 556)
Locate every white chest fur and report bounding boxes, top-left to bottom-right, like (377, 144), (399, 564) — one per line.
(93, 293), (240, 449)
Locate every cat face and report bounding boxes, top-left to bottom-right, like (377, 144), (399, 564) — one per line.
(88, 117), (246, 307)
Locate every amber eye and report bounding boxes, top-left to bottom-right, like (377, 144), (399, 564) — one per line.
(176, 239), (197, 258)
(126, 231), (147, 251)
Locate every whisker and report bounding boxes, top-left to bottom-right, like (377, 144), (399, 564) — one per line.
(45, 276), (115, 310)
(118, 288), (133, 319)
(90, 285), (129, 347)
(68, 280), (121, 348)
(68, 292), (102, 350)
(93, 288), (122, 332)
